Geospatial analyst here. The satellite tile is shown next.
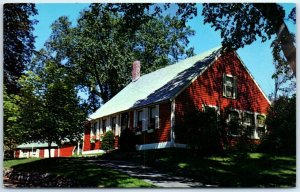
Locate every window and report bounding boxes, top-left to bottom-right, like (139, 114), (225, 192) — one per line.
(121, 113), (129, 130)
(257, 115), (266, 127)
(93, 122), (97, 135)
(111, 117), (116, 135)
(149, 106), (156, 129)
(243, 113), (255, 138)
(102, 119), (106, 134)
(257, 114), (266, 138)
(223, 74), (237, 99)
(32, 149), (36, 157)
(137, 110), (143, 131)
(228, 111), (240, 135)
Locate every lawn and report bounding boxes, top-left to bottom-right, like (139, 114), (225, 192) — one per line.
(102, 149), (296, 187)
(4, 157), (155, 188)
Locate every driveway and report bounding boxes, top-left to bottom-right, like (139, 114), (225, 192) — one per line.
(88, 159), (217, 188)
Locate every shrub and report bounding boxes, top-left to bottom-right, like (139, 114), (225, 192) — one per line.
(178, 107), (224, 155)
(101, 131), (115, 151)
(119, 128), (136, 152)
(259, 95), (296, 154)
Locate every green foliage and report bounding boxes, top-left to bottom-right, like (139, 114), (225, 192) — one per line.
(101, 131), (115, 151)
(259, 95), (296, 154)
(3, 3), (38, 94)
(17, 49), (87, 157)
(3, 89), (24, 158)
(119, 128), (136, 152)
(202, 3), (296, 75)
(45, 4), (195, 112)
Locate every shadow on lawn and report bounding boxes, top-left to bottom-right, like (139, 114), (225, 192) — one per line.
(101, 149), (296, 187)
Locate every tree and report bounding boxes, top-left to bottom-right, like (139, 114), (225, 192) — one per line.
(270, 37), (296, 100)
(3, 88), (24, 158)
(3, 3), (38, 94)
(18, 49), (87, 157)
(259, 95), (296, 154)
(202, 3), (296, 76)
(45, 3), (195, 112)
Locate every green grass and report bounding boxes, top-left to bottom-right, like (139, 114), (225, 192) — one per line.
(4, 157), (155, 188)
(102, 149), (296, 187)
(4, 158), (41, 168)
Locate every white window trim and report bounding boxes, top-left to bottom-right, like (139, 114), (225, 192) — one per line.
(223, 73), (237, 99)
(243, 112), (256, 139)
(226, 109), (266, 140)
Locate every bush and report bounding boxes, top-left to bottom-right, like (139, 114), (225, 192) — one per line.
(101, 131), (115, 151)
(259, 95), (296, 154)
(119, 128), (136, 152)
(178, 107), (224, 155)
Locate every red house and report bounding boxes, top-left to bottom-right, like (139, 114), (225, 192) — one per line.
(14, 142), (78, 158)
(82, 46), (270, 154)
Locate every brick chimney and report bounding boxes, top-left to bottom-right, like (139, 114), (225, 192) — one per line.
(132, 60), (141, 81)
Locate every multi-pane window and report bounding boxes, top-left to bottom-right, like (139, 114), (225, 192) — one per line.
(111, 117), (116, 135)
(223, 74), (237, 99)
(257, 114), (266, 138)
(102, 119), (106, 134)
(244, 113), (255, 138)
(149, 106), (156, 129)
(137, 110), (143, 130)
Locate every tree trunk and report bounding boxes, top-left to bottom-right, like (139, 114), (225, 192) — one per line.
(48, 142), (52, 158)
(254, 3), (296, 76)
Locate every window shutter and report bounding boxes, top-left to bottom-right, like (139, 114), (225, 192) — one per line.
(99, 119), (103, 134)
(133, 110), (137, 128)
(96, 121), (100, 139)
(233, 76), (237, 99)
(142, 108), (148, 131)
(222, 73), (226, 97)
(155, 105), (159, 129)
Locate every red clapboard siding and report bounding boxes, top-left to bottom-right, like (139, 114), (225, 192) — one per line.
(60, 145), (75, 157)
(175, 51), (270, 142)
(54, 148), (59, 157)
(39, 149), (44, 158)
(135, 102), (171, 144)
(15, 150), (20, 158)
(83, 122), (91, 151)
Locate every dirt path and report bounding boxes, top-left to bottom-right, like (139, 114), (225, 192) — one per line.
(88, 159), (217, 188)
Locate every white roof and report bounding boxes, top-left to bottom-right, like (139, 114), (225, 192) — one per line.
(89, 46), (222, 120)
(17, 142), (58, 149)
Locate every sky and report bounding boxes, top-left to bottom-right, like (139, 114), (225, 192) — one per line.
(31, 3), (296, 98)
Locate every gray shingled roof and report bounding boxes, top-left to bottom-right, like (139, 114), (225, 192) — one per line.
(89, 46), (222, 120)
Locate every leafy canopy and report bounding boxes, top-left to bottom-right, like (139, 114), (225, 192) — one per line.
(3, 3), (38, 94)
(45, 3), (196, 112)
(202, 3), (296, 76)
